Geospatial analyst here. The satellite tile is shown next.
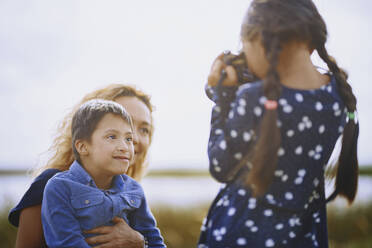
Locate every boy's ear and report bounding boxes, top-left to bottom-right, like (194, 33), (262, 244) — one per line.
(75, 139), (89, 156)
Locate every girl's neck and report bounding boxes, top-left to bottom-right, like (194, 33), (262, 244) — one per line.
(277, 43), (330, 90)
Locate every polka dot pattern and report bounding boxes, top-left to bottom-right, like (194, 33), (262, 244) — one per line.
(200, 77), (345, 247)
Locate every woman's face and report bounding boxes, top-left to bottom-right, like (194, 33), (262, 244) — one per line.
(115, 96), (152, 167)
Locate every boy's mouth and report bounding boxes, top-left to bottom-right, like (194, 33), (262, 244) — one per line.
(113, 155), (131, 162)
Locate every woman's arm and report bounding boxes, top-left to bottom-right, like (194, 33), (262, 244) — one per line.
(15, 205), (44, 248)
(85, 217), (145, 248)
(9, 169), (61, 247)
(86, 193), (165, 248)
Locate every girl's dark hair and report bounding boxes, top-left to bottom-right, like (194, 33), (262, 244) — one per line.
(240, 0), (359, 202)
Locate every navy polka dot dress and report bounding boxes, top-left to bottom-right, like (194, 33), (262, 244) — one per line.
(198, 76), (347, 248)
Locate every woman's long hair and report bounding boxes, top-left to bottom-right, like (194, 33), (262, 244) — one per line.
(240, 0), (358, 202)
(35, 84), (154, 181)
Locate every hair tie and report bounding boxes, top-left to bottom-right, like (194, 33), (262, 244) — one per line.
(347, 112), (355, 120)
(265, 100), (278, 110)
(347, 111), (357, 124)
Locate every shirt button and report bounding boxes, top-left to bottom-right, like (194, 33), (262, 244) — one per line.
(85, 200), (90, 204)
(130, 200), (135, 204)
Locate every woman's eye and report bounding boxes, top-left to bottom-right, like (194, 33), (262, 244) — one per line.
(126, 137), (133, 142)
(139, 127), (150, 135)
(108, 135), (116, 139)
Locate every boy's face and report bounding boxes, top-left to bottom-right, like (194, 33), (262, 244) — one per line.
(82, 113), (134, 178)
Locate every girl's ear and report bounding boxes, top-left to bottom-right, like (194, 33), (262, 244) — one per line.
(307, 42), (314, 54)
(309, 46), (315, 54)
(75, 139), (89, 156)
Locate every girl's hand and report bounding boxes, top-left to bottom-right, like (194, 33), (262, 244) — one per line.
(207, 53), (239, 87)
(85, 217), (144, 248)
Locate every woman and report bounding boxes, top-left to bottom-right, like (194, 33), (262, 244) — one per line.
(9, 84), (155, 248)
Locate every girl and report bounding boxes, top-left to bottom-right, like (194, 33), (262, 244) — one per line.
(9, 84), (154, 248)
(198, 0), (359, 247)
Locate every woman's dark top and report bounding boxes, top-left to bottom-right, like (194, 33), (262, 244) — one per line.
(8, 168), (60, 227)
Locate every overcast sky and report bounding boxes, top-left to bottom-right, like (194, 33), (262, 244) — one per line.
(0, 0), (371, 171)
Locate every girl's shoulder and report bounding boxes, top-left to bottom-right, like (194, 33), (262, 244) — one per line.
(279, 75), (344, 111)
(280, 75), (337, 96)
(235, 81), (263, 97)
(237, 75), (339, 100)
(234, 81), (266, 109)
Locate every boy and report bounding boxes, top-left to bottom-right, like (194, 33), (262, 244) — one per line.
(41, 99), (165, 247)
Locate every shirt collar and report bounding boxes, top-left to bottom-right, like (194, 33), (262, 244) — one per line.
(106, 174), (125, 193)
(70, 160), (95, 187)
(70, 160), (125, 192)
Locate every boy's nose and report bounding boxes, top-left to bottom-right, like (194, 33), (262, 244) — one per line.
(132, 131), (139, 146)
(117, 139), (130, 151)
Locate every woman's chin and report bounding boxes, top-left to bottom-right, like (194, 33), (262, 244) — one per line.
(133, 154), (145, 166)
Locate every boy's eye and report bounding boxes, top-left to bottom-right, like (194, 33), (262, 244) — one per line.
(126, 137), (133, 142)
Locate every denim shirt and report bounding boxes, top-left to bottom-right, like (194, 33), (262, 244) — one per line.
(41, 161), (165, 248)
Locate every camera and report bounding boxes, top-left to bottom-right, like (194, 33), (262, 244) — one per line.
(222, 51), (258, 84)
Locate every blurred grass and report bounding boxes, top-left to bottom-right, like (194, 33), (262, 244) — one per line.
(2, 200), (372, 248)
(154, 203), (372, 248)
(1, 168), (372, 248)
(2, 165), (372, 177)
(1, 166), (371, 247)
(147, 169), (209, 178)
(0, 199), (16, 248)
(152, 204), (209, 248)
(359, 166), (372, 176)
(328, 203), (372, 248)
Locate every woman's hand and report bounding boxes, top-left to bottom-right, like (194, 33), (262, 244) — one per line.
(85, 217), (144, 248)
(207, 53), (239, 87)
